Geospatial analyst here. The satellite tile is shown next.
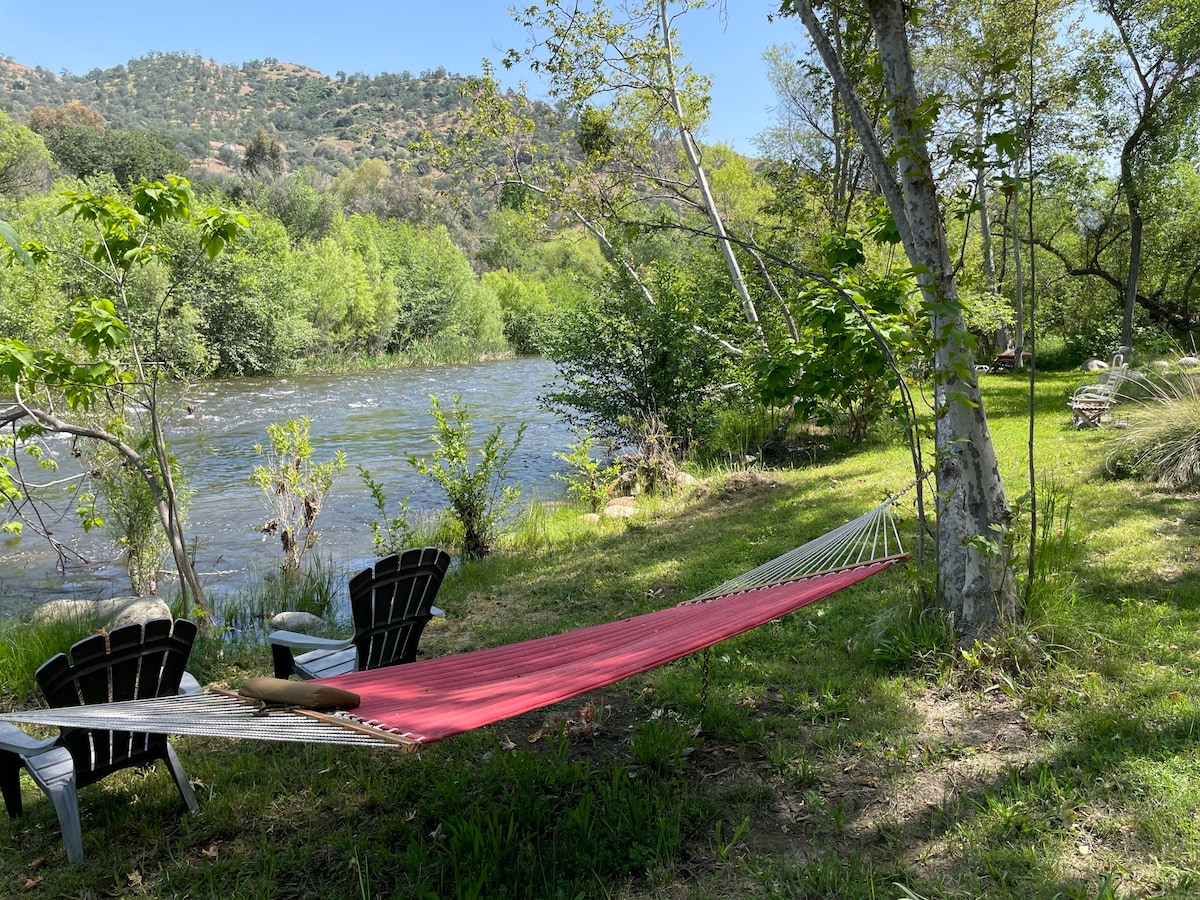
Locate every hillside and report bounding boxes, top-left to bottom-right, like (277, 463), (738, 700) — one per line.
(0, 51), (513, 176)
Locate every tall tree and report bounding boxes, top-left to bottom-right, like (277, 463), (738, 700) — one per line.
(446, 0), (761, 360)
(757, 24), (879, 230)
(786, 0), (1019, 637)
(243, 126), (285, 177)
(1085, 0), (1200, 355)
(0, 110), (53, 198)
(911, 0), (1069, 364)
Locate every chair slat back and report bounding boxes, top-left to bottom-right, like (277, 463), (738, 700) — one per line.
(35, 619), (197, 787)
(349, 548), (451, 671)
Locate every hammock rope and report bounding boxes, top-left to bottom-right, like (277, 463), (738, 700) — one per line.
(694, 488), (908, 600)
(2, 493), (910, 748)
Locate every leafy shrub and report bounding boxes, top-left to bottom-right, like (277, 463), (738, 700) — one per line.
(554, 432), (620, 512)
(251, 417), (346, 574)
(409, 395), (525, 559)
(482, 267), (553, 355)
(539, 266), (742, 446)
(753, 262), (918, 446)
(358, 465), (415, 557)
(86, 439), (175, 595)
(610, 415), (684, 497)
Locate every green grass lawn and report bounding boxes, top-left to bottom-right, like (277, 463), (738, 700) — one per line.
(3, 370), (1200, 899)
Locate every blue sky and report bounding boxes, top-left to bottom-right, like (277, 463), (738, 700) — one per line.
(1, 1), (800, 152)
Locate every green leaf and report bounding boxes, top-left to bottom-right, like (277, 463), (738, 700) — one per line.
(0, 220), (33, 268)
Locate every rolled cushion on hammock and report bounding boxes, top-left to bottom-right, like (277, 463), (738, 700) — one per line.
(239, 676), (360, 710)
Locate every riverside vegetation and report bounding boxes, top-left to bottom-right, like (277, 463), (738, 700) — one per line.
(3, 371), (1200, 899)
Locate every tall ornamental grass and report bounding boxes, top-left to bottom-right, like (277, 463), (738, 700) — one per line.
(1108, 369), (1200, 489)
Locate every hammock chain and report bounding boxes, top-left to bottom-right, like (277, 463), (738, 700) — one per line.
(699, 646), (711, 718)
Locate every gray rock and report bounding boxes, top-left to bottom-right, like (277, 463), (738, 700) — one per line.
(1179, 356), (1200, 367)
(109, 598), (172, 627)
(268, 611), (327, 632)
(32, 596), (172, 627)
(1081, 358), (1109, 372)
(605, 496), (638, 509)
(603, 504), (640, 518)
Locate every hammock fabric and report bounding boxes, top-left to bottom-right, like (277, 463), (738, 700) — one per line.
(322, 557), (901, 744)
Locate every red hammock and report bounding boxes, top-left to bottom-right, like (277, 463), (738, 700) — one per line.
(319, 557), (901, 744)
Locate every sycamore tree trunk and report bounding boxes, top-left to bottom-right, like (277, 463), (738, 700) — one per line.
(974, 95), (1015, 359)
(1119, 145), (1144, 358)
(793, 0), (1018, 638)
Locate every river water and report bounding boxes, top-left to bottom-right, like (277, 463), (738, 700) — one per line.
(0, 357), (575, 617)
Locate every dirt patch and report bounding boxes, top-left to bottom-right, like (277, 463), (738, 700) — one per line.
(721, 686), (1037, 878)
(695, 470), (782, 503)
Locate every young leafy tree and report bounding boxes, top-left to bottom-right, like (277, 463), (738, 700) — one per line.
(251, 417), (346, 575)
(0, 177), (246, 615)
(439, 0), (757, 361)
(0, 110), (53, 198)
(911, 0), (1072, 364)
(242, 126), (285, 177)
(757, 28), (879, 231)
(409, 395), (525, 560)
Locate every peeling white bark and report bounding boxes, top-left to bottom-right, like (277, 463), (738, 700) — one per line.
(794, 0), (1018, 637)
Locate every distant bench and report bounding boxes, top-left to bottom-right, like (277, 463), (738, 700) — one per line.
(1068, 357), (1128, 428)
(991, 348), (1031, 372)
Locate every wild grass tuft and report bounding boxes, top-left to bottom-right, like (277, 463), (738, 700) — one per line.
(215, 555), (343, 634)
(0, 611), (101, 706)
(868, 600), (957, 672)
(1107, 369), (1200, 489)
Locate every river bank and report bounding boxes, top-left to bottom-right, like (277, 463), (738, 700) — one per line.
(0, 356), (573, 617)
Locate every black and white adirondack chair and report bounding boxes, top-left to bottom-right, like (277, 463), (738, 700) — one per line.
(0, 618), (200, 864)
(269, 547), (452, 681)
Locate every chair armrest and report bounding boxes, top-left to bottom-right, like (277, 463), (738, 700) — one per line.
(179, 672), (203, 696)
(268, 630), (354, 652)
(0, 721), (59, 757)
(1071, 381), (1119, 399)
(431, 606), (445, 618)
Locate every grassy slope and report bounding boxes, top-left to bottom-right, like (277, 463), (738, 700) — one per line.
(3, 370), (1200, 899)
